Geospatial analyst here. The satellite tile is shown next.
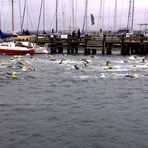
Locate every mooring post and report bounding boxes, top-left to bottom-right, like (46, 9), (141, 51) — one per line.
(102, 34), (106, 55)
(121, 34), (125, 55)
(92, 49), (97, 55)
(140, 34), (144, 55)
(67, 35), (71, 54)
(84, 34), (88, 55)
(106, 43), (112, 55)
(50, 38), (54, 53)
(57, 42), (63, 53)
(130, 43), (134, 55)
(75, 42), (79, 54)
(71, 42), (74, 54)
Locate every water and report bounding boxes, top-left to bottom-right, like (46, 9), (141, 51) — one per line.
(0, 54), (148, 148)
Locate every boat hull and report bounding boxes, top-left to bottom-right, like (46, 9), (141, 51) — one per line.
(35, 47), (49, 54)
(0, 48), (35, 55)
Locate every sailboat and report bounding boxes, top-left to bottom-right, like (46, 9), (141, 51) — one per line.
(0, 0), (35, 55)
(0, 42), (35, 55)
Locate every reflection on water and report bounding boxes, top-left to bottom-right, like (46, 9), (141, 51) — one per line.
(0, 54), (148, 148)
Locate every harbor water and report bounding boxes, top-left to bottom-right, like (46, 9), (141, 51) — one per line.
(0, 54), (148, 148)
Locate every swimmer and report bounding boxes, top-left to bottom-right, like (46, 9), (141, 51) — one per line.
(81, 59), (90, 64)
(22, 66), (36, 72)
(4, 71), (18, 79)
(49, 55), (56, 61)
(59, 59), (64, 64)
(9, 57), (15, 62)
(124, 73), (138, 79)
(124, 74), (134, 78)
(123, 60), (129, 63)
(105, 61), (113, 69)
(142, 58), (145, 63)
(106, 61), (111, 66)
(74, 65), (79, 70)
(83, 62), (87, 67)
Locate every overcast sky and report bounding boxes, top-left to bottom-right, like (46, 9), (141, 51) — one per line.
(0, 0), (148, 32)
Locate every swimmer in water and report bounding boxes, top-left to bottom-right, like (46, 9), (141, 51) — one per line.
(106, 61), (111, 66)
(74, 65), (79, 70)
(3, 71), (18, 79)
(142, 58), (145, 63)
(81, 59), (90, 64)
(105, 61), (113, 69)
(83, 62), (87, 67)
(124, 73), (138, 79)
(49, 55), (56, 61)
(59, 59), (64, 64)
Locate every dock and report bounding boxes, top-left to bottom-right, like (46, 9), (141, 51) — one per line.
(13, 34), (148, 55)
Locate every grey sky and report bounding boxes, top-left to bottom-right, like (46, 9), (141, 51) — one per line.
(0, 0), (148, 32)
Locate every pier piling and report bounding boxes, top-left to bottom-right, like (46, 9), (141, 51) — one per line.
(106, 43), (112, 55)
(102, 34), (106, 55)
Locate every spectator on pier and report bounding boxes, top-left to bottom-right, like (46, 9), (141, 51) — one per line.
(43, 30), (47, 34)
(72, 30), (77, 40)
(77, 29), (81, 40)
(22, 29), (30, 35)
(51, 28), (54, 33)
(72, 30), (76, 37)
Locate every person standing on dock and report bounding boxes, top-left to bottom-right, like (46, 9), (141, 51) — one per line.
(77, 29), (81, 40)
(72, 30), (77, 41)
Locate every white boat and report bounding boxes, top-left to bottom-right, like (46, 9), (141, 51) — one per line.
(19, 42), (49, 54)
(34, 45), (49, 54)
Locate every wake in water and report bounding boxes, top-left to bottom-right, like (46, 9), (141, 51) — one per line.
(0, 56), (36, 80)
(0, 54), (148, 80)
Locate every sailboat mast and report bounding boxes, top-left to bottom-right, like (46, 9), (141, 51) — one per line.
(0, 11), (1, 30)
(113, 0), (117, 31)
(11, 0), (14, 31)
(127, 0), (132, 31)
(37, 0), (43, 34)
(72, 0), (74, 30)
(85, 0), (88, 31)
(26, 0), (29, 28)
(131, 0), (135, 32)
(55, 0), (58, 32)
(21, 0), (27, 32)
(75, 0), (77, 27)
(19, 0), (22, 31)
(43, 0), (45, 31)
(98, 0), (102, 33)
(62, 1), (65, 31)
(82, 0), (88, 32)
(102, 0), (105, 31)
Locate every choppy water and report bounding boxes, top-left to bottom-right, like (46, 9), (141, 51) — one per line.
(1, 54), (148, 148)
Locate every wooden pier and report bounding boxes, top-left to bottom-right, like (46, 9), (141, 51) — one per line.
(13, 34), (148, 55)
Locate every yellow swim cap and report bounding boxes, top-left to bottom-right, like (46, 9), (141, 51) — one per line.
(133, 73), (138, 78)
(12, 71), (17, 75)
(11, 74), (17, 79)
(11, 71), (17, 79)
